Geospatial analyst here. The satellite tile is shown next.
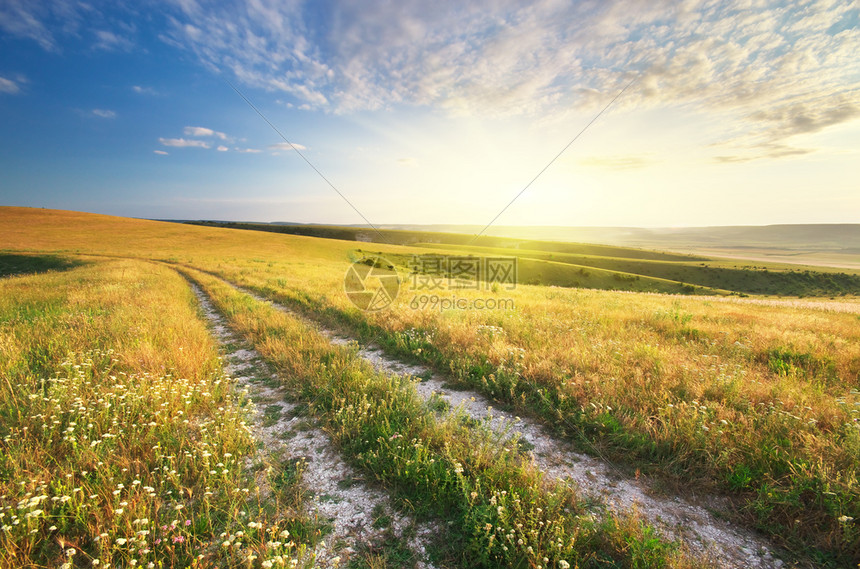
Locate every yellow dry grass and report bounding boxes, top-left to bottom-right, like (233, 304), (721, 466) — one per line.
(2, 206), (859, 563)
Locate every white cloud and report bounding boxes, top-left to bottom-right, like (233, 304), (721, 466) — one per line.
(132, 85), (157, 95)
(216, 145), (229, 151)
(160, 0), (860, 158)
(93, 29), (134, 51)
(184, 126), (229, 139)
(0, 76), (21, 94)
(268, 142), (307, 151)
(235, 147), (261, 153)
(6, 0), (858, 162)
(159, 137), (210, 148)
(0, 0), (64, 51)
(154, 150), (168, 155)
(92, 109), (116, 119)
(0, 1), (134, 53)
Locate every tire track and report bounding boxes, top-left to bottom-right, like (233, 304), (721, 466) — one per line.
(188, 280), (436, 569)
(212, 276), (789, 569)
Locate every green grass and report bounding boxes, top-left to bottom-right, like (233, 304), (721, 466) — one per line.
(0, 259), (315, 568)
(0, 252), (83, 278)
(212, 267), (859, 566)
(408, 243), (860, 296)
(3, 206), (860, 567)
(186, 222), (701, 262)
(187, 221), (860, 297)
(182, 266), (702, 569)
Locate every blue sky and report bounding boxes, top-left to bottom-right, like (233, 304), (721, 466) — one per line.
(1, 0), (858, 227)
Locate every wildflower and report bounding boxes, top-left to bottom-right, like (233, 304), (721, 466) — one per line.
(839, 515), (854, 523)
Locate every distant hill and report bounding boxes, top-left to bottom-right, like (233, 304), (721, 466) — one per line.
(370, 224), (860, 252)
(178, 221), (859, 252)
(331, 223), (860, 269)
(183, 219), (860, 296)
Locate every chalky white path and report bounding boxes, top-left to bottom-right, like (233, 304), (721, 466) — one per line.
(348, 342), (786, 569)
(221, 276), (788, 569)
(190, 282), (436, 569)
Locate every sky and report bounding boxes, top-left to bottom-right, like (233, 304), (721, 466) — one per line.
(0, 0), (858, 228)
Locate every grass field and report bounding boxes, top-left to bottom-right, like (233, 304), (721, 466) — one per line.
(187, 221), (860, 298)
(0, 257), (315, 568)
(2, 206), (859, 568)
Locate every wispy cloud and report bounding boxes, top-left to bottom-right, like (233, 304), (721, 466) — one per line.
(132, 85), (157, 95)
(713, 143), (815, 164)
(7, 0), (859, 164)
(0, 0), (65, 51)
(160, 0), (860, 159)
(216, 145), (229, 152)
(91, 109), (117, 119)
(0, 76), (22, 94)
(0, 0), (133, 53)
(93, 29), (133, 51)
(184, 126), (229, 140)
(268, 142), (307, 151)
(158, 137), (210, 148)
(153, 150), (168, 155)
(234, 147), (261, 153)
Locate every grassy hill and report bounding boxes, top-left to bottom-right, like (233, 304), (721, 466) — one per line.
(243, 222), (860, 269)
(372, 223), (860, 252)
(187, 220), (700, 260)
(186, 219), (860, 297)
(3, 206), (860, 566)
